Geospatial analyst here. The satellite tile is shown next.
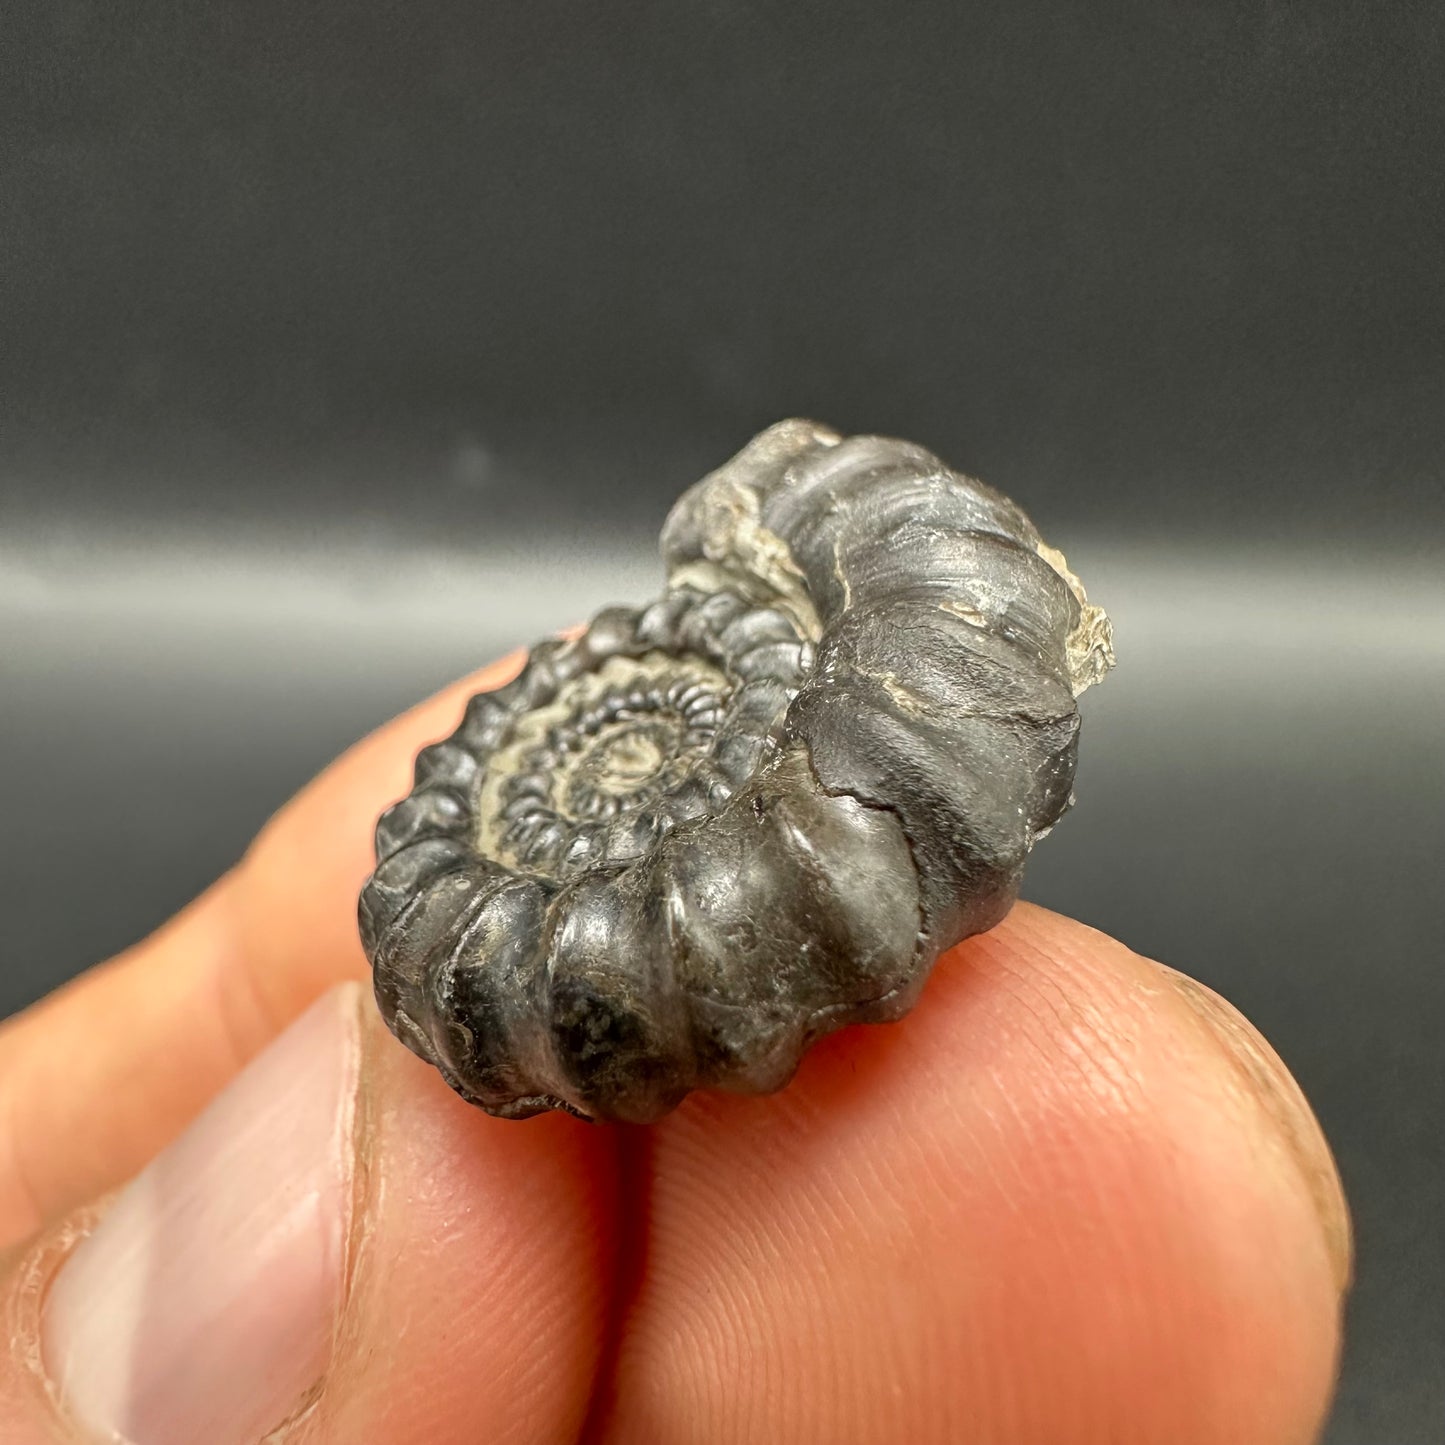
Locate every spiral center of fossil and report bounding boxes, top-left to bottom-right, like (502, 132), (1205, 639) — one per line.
(576, 722), (671, 792)
(559, 711), (698, 821)
(476, 652), (736, 874)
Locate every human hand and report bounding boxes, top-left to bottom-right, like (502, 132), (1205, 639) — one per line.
(0, 651), (1350, 1444)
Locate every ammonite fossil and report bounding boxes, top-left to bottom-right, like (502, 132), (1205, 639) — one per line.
(359, 420), (1114, 1123)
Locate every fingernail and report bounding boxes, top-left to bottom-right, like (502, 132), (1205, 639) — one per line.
(1162, 968), (1353, 1294)
(41, 983), (362, 1445)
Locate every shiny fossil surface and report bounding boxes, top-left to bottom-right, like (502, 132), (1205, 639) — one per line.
(359, 420), (1115, 1122)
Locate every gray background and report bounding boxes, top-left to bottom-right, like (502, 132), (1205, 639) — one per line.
(2, 3), (1441, 1438)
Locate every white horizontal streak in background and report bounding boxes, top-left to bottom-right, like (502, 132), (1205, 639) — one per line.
(3, 527), (1442, 670)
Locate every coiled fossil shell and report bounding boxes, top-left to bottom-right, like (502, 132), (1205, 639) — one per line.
(359, 420), (1114, 1122)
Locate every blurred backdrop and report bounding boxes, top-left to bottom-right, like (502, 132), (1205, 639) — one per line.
(2, 3), (1442, 1439)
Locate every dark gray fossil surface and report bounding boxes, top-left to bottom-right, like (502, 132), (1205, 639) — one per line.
(359, 420), (1114, 1122)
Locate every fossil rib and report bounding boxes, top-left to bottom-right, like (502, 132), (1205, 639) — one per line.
(359, 420), (1114, 1122)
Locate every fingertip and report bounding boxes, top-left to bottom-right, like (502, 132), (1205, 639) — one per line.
(234, 650), (531, 1026)
(606, 903), (1344, 1445)
(0, 652), (533, 1246)
(1158, 962), (1352, 1295)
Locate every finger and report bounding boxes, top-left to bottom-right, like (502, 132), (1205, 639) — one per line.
(0, 653), (524, 1247)
(603, 903), (1349, 1445)
(2, 984), (617, 1445)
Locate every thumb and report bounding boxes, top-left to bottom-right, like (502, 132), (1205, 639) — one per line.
(0, 985), (618, 1445)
